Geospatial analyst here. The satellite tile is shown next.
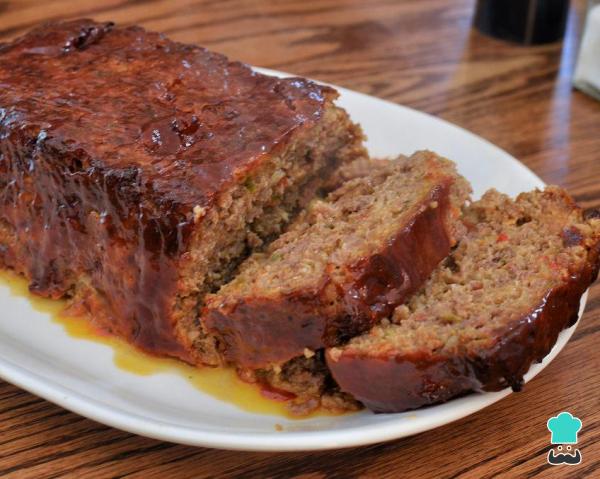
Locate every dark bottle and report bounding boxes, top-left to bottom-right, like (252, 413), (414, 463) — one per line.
(474, 0), (570, 45)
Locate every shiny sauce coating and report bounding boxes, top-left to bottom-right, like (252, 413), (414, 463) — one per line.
(0, 19), (333, 359)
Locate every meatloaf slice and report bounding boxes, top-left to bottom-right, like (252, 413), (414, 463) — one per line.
(204, 151), (471, 368)
(0, 20), (366, 365)
(327, 187), (600, 413)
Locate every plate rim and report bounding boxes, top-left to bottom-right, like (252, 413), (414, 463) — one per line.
(0, 313), (583, 451)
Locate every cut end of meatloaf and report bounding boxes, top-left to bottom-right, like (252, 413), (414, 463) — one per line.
(321, 156), (402, 192)
(175, 103), (366, 365)
(203, 151), (472, 368)
(327, 186), (600, 413)
(0, 19), (366, 365)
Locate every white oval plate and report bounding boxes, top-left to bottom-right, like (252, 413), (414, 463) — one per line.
(0, 68), (586, 451)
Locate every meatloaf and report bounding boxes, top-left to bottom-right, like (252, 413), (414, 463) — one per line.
(327, 187), (600, 413)
(0, 19), (366, 365)
(204, 151), (471, 369)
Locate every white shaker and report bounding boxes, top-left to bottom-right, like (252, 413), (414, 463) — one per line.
(574, 1), (600, 100)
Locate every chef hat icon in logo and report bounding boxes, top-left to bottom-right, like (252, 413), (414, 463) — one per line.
(547, 412), (582, 444)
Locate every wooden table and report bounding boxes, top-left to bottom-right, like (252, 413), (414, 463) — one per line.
(1, 0), (599, 477)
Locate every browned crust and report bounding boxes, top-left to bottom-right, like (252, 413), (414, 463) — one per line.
(326, 242), (600, 413)
(0, 19), (361, 363)
(204, 181), (458, 368)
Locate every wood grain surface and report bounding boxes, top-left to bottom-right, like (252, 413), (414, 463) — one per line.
(1, 0), (599, 477)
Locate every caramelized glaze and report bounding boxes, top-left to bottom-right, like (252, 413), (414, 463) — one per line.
(204, 181), (456, 369)
(326, 226), (600, 413)
(0, 19), (334, 360)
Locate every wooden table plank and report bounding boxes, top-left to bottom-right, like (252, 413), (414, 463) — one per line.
(1, 0), (599, 477)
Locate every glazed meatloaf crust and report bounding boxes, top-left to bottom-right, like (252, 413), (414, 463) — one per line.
(0, 20), (366, 365)
(327, 187), (600, 413)
(204, 152), (471, 369)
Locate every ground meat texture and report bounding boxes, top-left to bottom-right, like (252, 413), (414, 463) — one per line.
(327, 187), (600, 413)
(203, 151), (471, 368)
(0, 19), (366, 365)
(238, 354), (361, 416)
